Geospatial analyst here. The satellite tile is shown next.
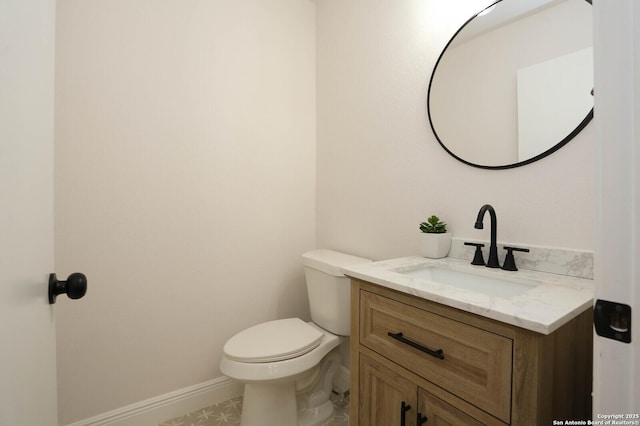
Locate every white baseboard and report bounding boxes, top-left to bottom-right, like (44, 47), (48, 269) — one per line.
(64, 376), (243, 426)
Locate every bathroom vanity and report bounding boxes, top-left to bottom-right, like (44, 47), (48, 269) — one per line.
(344, 257), (594, 425)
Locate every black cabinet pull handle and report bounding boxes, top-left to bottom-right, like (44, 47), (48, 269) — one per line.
(388, 332), (445, 360)
(400, 401), (411, 426)
(417, 412), (428, 424)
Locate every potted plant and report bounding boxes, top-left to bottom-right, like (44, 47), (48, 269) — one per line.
(418, 215), (452, 258)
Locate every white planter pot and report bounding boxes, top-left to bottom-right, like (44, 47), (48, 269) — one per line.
(419, 232), (452, 258)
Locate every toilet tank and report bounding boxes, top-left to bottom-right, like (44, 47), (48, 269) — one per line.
(302, 249), (371, 336)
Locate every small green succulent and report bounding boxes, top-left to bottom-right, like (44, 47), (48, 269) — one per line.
(419, 215), (447, 234)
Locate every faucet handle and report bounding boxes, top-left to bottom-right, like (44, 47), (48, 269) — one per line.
(464, 242), (485, 266)
(502, 246), (530, 271)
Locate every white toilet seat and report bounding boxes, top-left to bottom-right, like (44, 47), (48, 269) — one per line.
(220, 321), (342, 383)
(223, 318), (324, 363)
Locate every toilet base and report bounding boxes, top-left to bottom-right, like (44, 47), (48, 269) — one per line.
(241, 382), (298, 426)
(238, 350), (341, 426)
(240, 382), (336, 426)
(298, 399), (334, 426)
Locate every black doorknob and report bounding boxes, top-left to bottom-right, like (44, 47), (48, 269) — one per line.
(49, 272), (87, 304)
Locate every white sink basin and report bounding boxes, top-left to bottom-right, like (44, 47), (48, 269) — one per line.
(396, 265), (539, 298)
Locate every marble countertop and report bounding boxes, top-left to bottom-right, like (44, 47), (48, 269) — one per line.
(342, 256), (595, 335)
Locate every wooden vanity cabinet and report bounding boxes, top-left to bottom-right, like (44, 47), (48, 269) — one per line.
(350, 279), (593, 425)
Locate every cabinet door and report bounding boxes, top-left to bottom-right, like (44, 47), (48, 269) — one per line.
(418, 388), (485, 426)
(360, 353), (417, 426)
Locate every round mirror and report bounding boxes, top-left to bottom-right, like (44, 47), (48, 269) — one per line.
(427, 0), (593, 169)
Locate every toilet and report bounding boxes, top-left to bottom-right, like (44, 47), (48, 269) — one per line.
(219, 249), (371, 426)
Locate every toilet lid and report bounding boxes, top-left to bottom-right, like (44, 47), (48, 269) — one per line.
(223, 318), (324, 363)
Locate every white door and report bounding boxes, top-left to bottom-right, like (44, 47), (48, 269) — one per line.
(593, 0), (640, 415)
(0, 0), (58, 424)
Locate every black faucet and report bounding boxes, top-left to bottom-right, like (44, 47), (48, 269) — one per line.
(474, 204), (500, 268)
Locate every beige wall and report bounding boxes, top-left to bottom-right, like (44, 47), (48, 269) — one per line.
(54, 0), (316, 423)
(316, 0), (595, 260)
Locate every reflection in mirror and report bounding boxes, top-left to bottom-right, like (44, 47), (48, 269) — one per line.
(427, 0), (593, 169)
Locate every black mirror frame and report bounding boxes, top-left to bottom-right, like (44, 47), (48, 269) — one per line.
(426, 0), (594, 170)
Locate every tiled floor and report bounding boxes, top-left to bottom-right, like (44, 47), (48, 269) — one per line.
(158, 394), (349, 426)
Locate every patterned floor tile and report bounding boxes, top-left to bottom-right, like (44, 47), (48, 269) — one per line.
(159, 394), (349, 426)
(158, 396), (242, 426)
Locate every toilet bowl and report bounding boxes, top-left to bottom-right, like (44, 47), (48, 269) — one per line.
(219, 249), (371, 426)
(220, 320), (342, 426)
